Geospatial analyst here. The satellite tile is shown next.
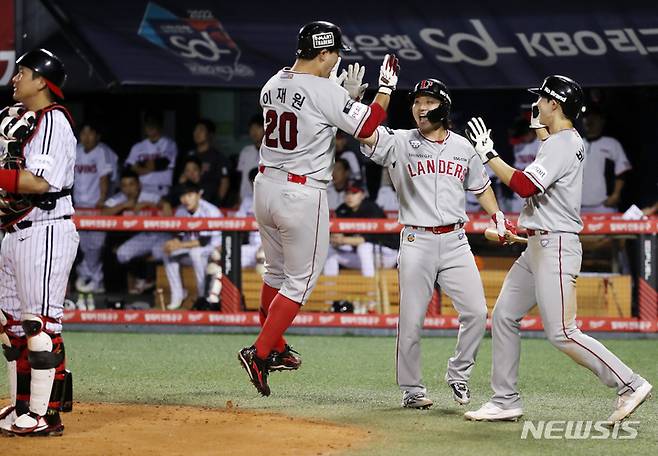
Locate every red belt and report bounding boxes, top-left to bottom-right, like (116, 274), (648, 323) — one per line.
(259, 165), (307, 185)
(410, 223), (463, 234)
(526, 229), (549, 236)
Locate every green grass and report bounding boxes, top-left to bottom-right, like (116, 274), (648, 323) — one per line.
(3, 332), (656, 455)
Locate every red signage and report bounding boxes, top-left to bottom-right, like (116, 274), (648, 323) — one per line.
(0, 0), (15, 86)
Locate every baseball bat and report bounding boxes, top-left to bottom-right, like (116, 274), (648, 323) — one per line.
(484, 227), (528, 245)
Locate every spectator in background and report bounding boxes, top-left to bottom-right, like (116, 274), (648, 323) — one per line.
(103, 170), (172, 294)
(125, 111), (178, 197)
(323, 180), (399, 277)
(73, 120), (119, 293)
(376, 168), (399, 212)
(157, 182), (223, 310)
(336, 130), (365, 182)
(186, 118), (231, 206)
(327, 158), (350, 211)
(581, 108), (632, 213)
(237, 114), (263, 203)
(167, 156), (203, 206)
(237, 168), (262, 268)
(504, 116), (541, 213)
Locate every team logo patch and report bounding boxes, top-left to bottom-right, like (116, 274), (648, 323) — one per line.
(407, 233), (415, 243)
(312, 32), (334, 49)
(343, 99), (355, 114)
(458, 233), (465, 240)
(346, 102), (365, 120)
(540, 239), (550, 248)
(409, 140), (421, 148)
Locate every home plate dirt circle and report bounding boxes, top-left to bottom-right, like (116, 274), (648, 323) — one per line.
(1, 402), (371, 455)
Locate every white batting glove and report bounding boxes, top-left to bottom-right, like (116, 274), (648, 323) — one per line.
(343, 63), (368, 101)
(466, 117), (498, 163)
(329, 57), (347, 86)
(529, 102), (546, 129)
(377, 54), (400, 95)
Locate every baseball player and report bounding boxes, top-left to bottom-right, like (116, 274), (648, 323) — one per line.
(326, 158), (350, 211)
(0, 49), (77, 436)
(581, 108), (632, 213)
(236, 115), (264, 203)
(237, 168), (262, 269)
(505, 117), (542, 213)
(125, 111), (178, 197)
(157, 182), (223, 310)
(102, 170), (172, 294)
(73, 120), (118, 293)
(359, 78), (514, 409)
(323, 180), (398, 277)
(464, 75), (652, 422)
(238, 20), (399, 396)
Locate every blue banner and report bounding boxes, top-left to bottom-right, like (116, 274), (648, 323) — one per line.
(50, 0), (658, 89)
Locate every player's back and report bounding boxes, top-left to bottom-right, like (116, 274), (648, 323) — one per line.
(259, 69), (367, 182)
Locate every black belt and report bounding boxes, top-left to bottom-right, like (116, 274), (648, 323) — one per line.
(5, 215), (71, 233)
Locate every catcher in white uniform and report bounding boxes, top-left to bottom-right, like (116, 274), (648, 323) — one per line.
(0, 49), (77, 436)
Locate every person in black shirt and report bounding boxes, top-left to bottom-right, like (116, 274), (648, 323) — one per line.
(186, 119), (231, 206)
(323, 180), (399, 276)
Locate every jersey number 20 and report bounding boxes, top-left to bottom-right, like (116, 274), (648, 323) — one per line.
(264, 110), (298, 150)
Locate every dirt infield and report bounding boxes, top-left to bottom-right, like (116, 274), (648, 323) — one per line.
(1, 402), (370, 455)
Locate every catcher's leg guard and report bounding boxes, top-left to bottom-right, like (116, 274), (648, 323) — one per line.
(22, 315), (65, 416)
(0, 311), (29, 426)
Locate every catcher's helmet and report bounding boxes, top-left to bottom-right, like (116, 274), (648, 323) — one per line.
(528, 75), (585, 120)
(411, 79), (452, 122)
(16, 48), (66, 99)
(296, 21), (351, 59)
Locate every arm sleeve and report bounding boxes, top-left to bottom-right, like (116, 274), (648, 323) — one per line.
(359, 126), (397, 167)
(166, 139), (178, 169)
(124, 144), (138, 165)
(522, 138), (574, 193)
(317, 83), (371, 137)
(509, 170), (540, 197)
(464, 152), (491, 194)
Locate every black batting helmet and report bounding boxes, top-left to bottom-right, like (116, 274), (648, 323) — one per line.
(296, 21), (351, 59)
(410, 79), (452, 122)
(528, 75), (585, 120)
(16, 48), (66, 99)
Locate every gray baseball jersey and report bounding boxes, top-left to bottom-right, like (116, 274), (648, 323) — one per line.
(520, 129), (584, 233)
(362, 127), (490, 396)
(74, 142), (116, 208)
(362, 128), (491, 225)
(483, 127), (645, 413)
(125, 137), (178, 196)
(256, 68), (371, 304)
(259, 68), (371, 182)
(237, 144), (260, 201)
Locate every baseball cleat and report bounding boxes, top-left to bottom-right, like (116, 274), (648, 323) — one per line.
(10, 411), (64, 437)
(607, 380), (653, 423)
(269, 344), (302, 372)
(238, 346), (271, 397)
(0, 405), (17, 435)
(464, 402), (523, 421)
(402, 391), (433, 409)
(449, 382), (471, 405)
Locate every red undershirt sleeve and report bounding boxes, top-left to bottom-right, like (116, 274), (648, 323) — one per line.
(357, 102), (387, 138)
(509, 170), (540, 198)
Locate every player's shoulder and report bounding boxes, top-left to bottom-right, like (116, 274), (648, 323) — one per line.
(599, 135), (623, 149)
(448, 130), (474, 149)
(546, 128), (583, 149)
(104, 193), (125, 207)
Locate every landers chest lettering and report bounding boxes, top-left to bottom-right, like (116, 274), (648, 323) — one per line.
(405, 158), (466, 182)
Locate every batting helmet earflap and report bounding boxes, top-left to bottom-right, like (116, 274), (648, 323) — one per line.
(296, 21), (351, 59)
(410, 79), (452, 123)
(16, 49), (66, 99)
(528, 75), (585, 120)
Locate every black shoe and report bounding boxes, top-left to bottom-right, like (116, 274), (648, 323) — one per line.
(238, 346), (271, 396)
(269, 345), (302, 372)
